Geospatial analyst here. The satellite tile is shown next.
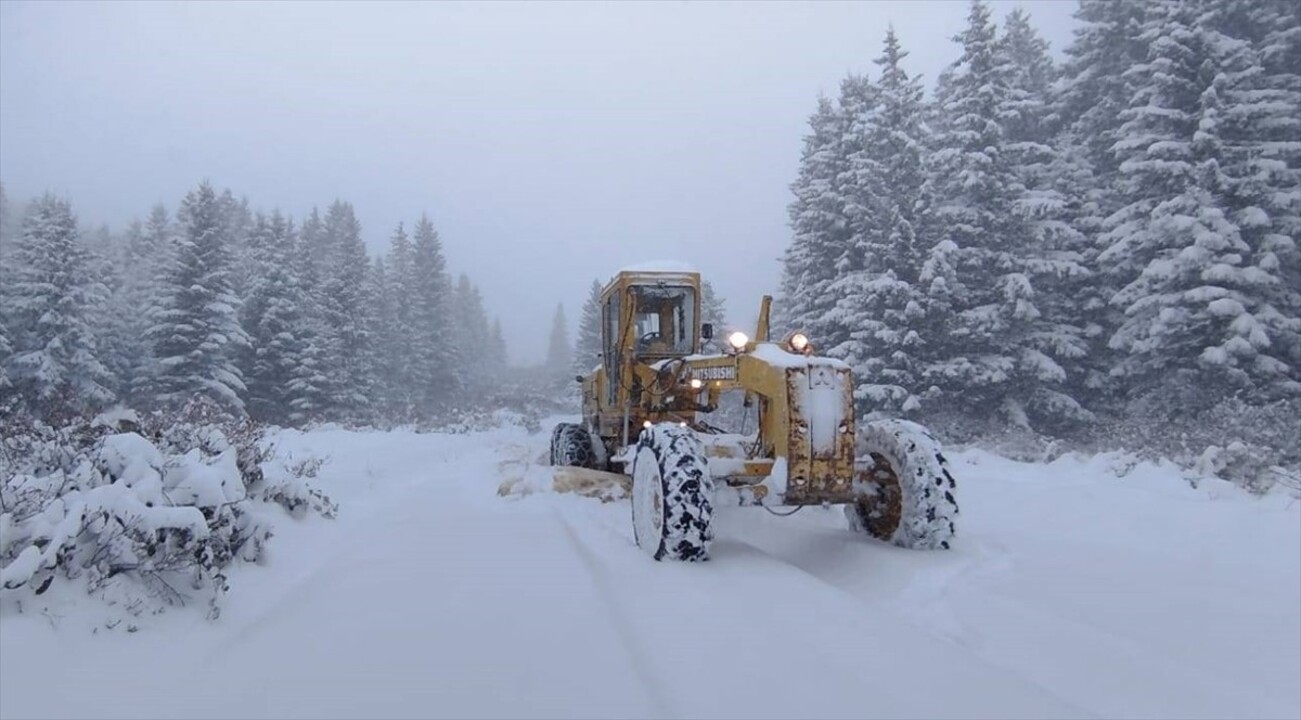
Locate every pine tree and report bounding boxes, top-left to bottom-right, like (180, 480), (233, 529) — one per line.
(289, 206), (333, 422)
(546, 302), (571, 375)
(573, 279), (603, 375)
(700, 279), (728, 341)
(823, 28), (931, 416)
(3, 194), (114, 417)
(97, 219), (143, 399)
(368, 254), (402, 422)
(1101, 0), (1301, 404)
(451, 273), (493, 399)
(97, 205), (175, 407)
(0, 182), (14, 272)
(240, 211), (310, 425)
(1057, 0), (1151, 181)
(1204, 0), (1301, 392)
(778, 96), (848, 341)
(922, 0), (1077, 430)
(998, 9), (1093, 427)
(1055, 0), (1152, 408)
(378, 223), (417, 420)
(488, 317), (508, 373)
(319, 200), (375, 418)
(149, 181), (249, 413)
(410, 213), (458, 413)
(220, 190), (255, 302)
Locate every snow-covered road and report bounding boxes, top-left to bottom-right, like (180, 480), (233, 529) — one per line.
(2, 420), (1298, 719)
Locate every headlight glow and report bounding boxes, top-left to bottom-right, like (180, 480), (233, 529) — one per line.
(789, 332), (809, 352)
(689, 378), (703, 390)
(727, 331), (749, 350)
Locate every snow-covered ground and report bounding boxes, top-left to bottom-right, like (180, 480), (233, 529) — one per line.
(2, 418), (1298, 719)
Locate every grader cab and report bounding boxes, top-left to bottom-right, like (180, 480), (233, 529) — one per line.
(550, 265), (958, 562)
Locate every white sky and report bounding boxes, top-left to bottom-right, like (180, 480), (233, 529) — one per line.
(0, 0), (1078, 364)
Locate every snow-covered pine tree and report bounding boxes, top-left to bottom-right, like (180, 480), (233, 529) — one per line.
(411, 213), (463, 411)
(1203, 0), (1301, 392)
(378, 222), (417, 420)
(1057, 0), (1151, 182)
(122, 205), (177, 405)
(318, 200), (376, 420)
(0, 182), (16, 275)
(923, 0), (1072, 432)
(1100, 0), (1300, 408)
(289, 206), (334, 423)
(816, 74), (875, 356)
(545, 302), (571, 377)
(219, 190), (255, 303)
(573, 279), (603, 375)
(3, 194), (115, 418)
(778, 95), (848, 341)
(367, 253), (401, 423)
(1055, 0), (1151, 409)
(97, 219), (144, 398)
(700, 279), (728, 347)
(488, 317), (508, 374)
(998, 9), (1093, 428)
(240, 211), (310, 425)
(297, 207), (327, 310)
(451, 273), (493, 401)
(409, 214), (458, 415)
(823, 28), (931, 417)
(149, 181), (249, 414)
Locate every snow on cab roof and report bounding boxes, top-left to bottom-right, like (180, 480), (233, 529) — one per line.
(617, 260), (699, 274)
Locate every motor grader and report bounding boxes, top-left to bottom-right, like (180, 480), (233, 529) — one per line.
(550, 264), (958, 561)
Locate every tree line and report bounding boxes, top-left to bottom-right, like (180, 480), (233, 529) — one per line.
(777, 0), (1300, 451)
(0, 180), (507, 427)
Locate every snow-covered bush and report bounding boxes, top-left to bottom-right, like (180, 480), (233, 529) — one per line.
(0, 398), (334, 625)
(1084, 392), (1301, 494)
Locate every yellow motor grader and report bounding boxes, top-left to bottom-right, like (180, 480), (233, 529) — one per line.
(550, 264), (958, 561)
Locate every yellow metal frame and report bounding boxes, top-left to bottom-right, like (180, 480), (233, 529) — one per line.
(580, 269), (859, 507)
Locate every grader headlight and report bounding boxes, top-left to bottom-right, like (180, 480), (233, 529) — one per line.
(727, 331), (749, 351)
(784, 330), (813, 355)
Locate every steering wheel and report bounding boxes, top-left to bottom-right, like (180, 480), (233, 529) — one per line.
(637, 331), (663, 349)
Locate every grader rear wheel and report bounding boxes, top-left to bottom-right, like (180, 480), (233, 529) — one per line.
(847, 419), (958, 550)
(550, 423), (596, 469)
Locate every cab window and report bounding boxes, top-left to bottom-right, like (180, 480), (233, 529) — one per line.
(631, 285), (696, 356)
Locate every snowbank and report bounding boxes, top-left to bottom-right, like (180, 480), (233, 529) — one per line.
(1, 419), (1296, 719)
(0, 405), (335, 626)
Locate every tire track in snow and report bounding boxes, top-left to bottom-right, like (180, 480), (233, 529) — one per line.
(725, 523), (1282, 719)
(551, 508), (679, 720)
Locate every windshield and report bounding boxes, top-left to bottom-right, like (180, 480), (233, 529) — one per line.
(631, 284), (696, 355)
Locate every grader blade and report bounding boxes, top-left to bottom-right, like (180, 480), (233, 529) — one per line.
(551, 466), (631, 502)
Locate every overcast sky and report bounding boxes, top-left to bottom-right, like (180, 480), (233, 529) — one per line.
(0, 0), (1078, 364)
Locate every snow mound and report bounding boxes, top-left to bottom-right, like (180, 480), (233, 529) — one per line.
(0, 413), (334, 627)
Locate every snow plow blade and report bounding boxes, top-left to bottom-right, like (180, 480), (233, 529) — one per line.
(551, 466), (630, 501)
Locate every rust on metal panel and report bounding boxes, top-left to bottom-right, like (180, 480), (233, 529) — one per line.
(853, 452), (903, 538)
(783, 365), (857, 505)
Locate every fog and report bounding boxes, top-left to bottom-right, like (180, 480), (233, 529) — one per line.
(0, 0), (1077, 363)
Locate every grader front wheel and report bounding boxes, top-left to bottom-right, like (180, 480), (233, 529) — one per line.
(631, 424), (714, 561)
(847, 419), (958, 550)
